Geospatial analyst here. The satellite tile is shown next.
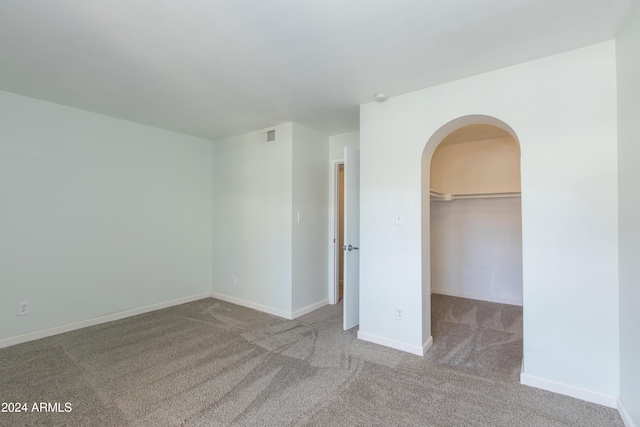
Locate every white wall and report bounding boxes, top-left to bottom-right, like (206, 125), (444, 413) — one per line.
(329, 131), (359, 161)
(616, 2), (640, 424)
(359, 42), (619, 399)
(430, 138), (522, 305)
(212, 123), (330, 318)
(292, 123), (329, 314)
(0, 90), (213, 344)
(431, 198), (522, 305)
(430, 137), (521, 194)
(211, 124), (294, 317)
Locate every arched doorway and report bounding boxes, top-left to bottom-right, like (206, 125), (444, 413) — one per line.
(421, 115), (523, 377)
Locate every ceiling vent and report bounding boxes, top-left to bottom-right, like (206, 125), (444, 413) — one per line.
(258, 129), (276, 145)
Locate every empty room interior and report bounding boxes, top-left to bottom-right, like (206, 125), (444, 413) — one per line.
(1, 1), (639, 426)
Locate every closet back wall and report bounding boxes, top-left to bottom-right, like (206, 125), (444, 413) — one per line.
(430, 136), (522, 305)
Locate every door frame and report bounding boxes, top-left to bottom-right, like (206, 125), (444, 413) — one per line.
(328, 159), (344, 305)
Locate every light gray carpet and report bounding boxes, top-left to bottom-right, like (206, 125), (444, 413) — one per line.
(0, 295), (623, 426)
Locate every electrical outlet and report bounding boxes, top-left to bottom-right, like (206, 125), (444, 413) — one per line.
(395, 306), (403, 320)
(18, 301), (30, 316)
(232, 274), (237, 285)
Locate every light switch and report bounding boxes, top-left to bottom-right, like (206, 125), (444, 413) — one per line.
(394, 212), (403, 225)
(297, 212), (303, 223)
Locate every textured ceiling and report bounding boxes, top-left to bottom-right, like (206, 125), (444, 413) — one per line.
(0, 1), (633, 140)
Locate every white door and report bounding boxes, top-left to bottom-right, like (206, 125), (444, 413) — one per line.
(343, 147), (360, 330)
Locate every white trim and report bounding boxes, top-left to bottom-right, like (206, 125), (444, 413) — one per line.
(210, 292), (292, 319)
(618, 397), (637, 427)
(292, 299), (329, 319)
(357, 330), (428, 356)
(520, 372), (618, 408)
(423, 336), (434, 354)
(431, 288), (522, 306)
(0, 292), (211, 350)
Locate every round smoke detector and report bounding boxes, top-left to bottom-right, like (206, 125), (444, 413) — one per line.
(374, 92), (387, 102)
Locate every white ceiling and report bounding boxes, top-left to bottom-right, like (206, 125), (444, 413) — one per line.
(0, 1), (633, 140)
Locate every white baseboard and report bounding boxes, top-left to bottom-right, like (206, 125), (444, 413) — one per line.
(423, 336), (434, 354)
(520, 372), (618, 408)
(210, 293), (328, 320)
(432, 288), (522, 306)
(0, 292), (211, 350)
(357, 330), (428, 356)
(292, 299), (329, 319)
(618, 397), (637, 427)
(210, 292), (292, 319)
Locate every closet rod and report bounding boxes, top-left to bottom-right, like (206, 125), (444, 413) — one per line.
(429, 190), (521, 201)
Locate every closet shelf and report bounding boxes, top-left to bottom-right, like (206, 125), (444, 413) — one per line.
(430, 190), (521, 201)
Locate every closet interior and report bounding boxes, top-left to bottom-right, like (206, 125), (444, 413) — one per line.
(429, 124), (523, 306)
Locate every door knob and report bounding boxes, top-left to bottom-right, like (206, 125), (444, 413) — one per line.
(347, 244), (359, 251)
